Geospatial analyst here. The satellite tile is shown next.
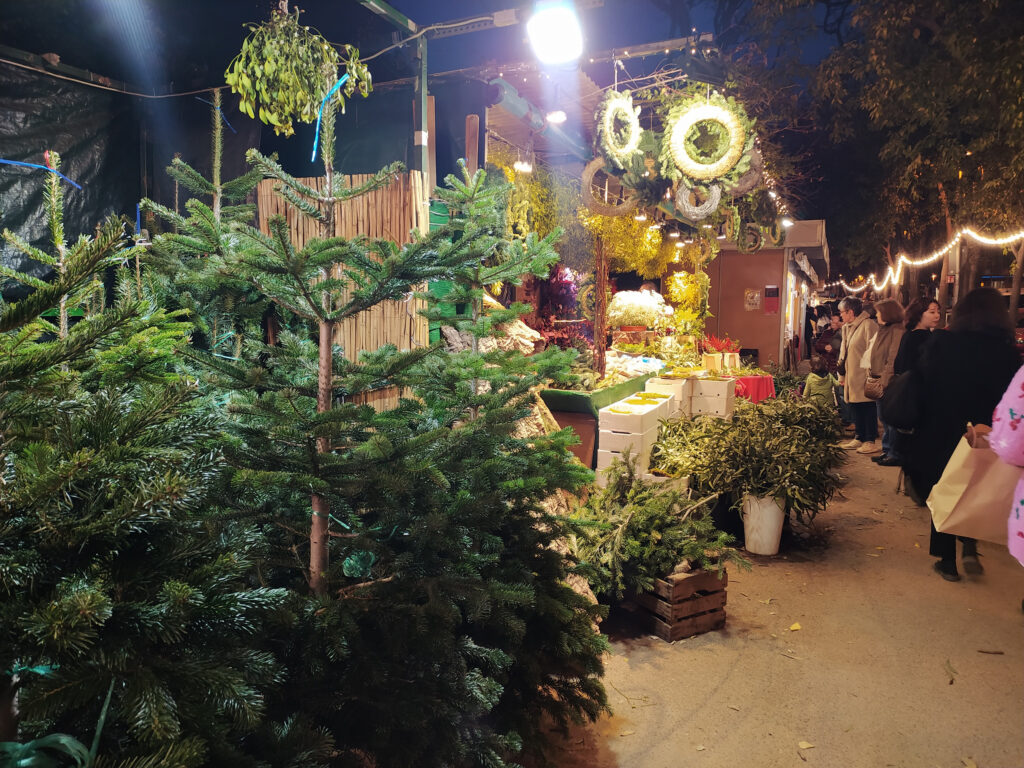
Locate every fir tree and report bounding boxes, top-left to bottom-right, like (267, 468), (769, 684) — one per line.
(140, 88), (267, 355)
(0, 154), (289, 768)
(167, 136), (608, 761)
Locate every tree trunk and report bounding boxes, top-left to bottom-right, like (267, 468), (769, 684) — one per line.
(594, 238), (607, 377)
(1010, 241), (1024, 319)
(936, 182), (955, 312)
(211, 88), (222, 222)
(310, 317), (334, 595)
(309, 113), (337, 597)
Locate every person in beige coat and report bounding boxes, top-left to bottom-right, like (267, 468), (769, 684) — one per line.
(837, 296), (879, 453)
(867, 299), (906, 465)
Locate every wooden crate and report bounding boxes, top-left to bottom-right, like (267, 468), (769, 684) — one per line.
(635, 569), (728, 642)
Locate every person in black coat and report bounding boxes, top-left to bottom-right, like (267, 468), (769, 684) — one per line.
(893, 297), (942, 375)
(904, 288), (1021, 581)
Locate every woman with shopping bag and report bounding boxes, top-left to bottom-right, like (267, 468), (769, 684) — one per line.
(990, 366), (1024, 568)
(903, 288), (1020, 581)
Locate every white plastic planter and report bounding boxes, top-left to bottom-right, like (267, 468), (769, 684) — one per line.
(741, 493), (785, 555)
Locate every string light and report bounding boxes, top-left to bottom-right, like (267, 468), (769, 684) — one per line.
(825, 227), (1024, 294)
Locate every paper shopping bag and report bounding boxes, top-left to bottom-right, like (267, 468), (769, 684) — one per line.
(927, 424), (1020, 545)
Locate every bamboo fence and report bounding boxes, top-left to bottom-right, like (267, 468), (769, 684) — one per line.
(256, 170), (431, 410)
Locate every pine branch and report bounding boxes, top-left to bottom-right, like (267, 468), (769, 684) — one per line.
(1, 229), (55, 266)
(332, 161), (405, 202)
(245, 149), (322, 203)
(219, 167), (265, 201)
(166, 157), (215, 198)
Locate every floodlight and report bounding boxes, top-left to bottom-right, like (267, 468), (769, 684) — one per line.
(527, 2), (583, 65)
(781, 217), (795, 228)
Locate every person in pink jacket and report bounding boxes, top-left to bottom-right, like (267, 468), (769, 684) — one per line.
(990, 365), (1024, 567)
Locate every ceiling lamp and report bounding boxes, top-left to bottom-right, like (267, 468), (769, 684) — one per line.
(527, 1), (584, 65)
(545, 109), (567, 124)
(781, 217), (795, 228)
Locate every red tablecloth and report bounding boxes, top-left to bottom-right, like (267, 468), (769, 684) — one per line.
(733, 375), (776, 403)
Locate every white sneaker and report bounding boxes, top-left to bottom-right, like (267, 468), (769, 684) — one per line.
(840, 439), (862, 450)
(856, 441), (882, 454)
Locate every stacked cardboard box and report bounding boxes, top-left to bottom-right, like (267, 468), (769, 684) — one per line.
(596, 393), (674, 480)
(690, 378), (736, 418)
(644, 377), (692, 418)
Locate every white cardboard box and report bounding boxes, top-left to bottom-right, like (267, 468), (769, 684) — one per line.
(599, 425), (659, 454)
(645, 378), (691, 417)
(596, 445), (653, 479)
(691, 394), (735, 418)
(691, 378), (737, 399)
(598, 395), (671, 433)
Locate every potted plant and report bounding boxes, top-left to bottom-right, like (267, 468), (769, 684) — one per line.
(650, 398), (844, 554)
(702, 333), (741, 370)
(567, 453), (746, 601)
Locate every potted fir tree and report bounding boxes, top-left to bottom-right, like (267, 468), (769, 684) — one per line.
(650, 398), (843, 555)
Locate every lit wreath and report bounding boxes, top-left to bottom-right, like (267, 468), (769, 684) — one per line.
(668, 103), (746, 181)
(595, 90), (642, 169)
(675, 181), (722, 221)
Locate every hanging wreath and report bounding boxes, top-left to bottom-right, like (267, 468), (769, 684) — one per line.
(595, 90), (643, 169)
(668, 103), (746, 180)
(657, 93), (756, 186)
(581, 157), (637, 217)
(768, 220), (785, 246)
(675, 181), (722, 221)
(736, 222), (766, 254)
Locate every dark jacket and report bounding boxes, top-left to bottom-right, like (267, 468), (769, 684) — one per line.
(904, 329), (1020, 498)
(893, 328), (935, 375)
(813, 327), (840, 374)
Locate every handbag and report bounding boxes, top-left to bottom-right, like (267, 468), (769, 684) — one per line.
(864, 374), (884, 400)
(879, 369), (920, 429)
(927, 424), (1021, 545)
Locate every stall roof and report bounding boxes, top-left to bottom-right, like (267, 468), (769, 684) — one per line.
(784, 219), (830, 278)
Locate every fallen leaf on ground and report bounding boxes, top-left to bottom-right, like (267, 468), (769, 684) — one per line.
(945, 659), (958, 685)
(977, 649), (1004, 655)
(789, 622), (802, 631)
(875, 546), (885, 550)
(914, 542), (921, 547)
(695, 745), (706, 751)
(760, 598), (774, 605)
(619, 731), (634, 737)
(961, 758), (978, 768)
(728, 704), (741, 711)
(866, 553), (881, 557)
(798, 741), (815, 749)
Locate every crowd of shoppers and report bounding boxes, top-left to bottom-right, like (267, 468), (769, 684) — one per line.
(815, 288), (1021, 582)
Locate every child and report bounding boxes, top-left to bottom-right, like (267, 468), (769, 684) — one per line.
(803, 356), (838, 408)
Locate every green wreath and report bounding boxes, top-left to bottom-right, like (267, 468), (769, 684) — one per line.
(658, 93), (756, 186)
(595, 90), (643, 170)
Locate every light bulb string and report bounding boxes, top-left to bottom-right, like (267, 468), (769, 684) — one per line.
(828, 227), (1024, 294)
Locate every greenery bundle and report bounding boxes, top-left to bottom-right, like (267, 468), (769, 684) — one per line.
(650, 398), (844, 526)
(568, 455), (746, 601)
(225, 6), (371, 136)
(606, 289), (668, 328)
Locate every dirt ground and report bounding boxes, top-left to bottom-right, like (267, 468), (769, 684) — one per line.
(550, 449), (1024, 768)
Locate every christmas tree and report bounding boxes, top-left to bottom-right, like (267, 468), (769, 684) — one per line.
(153, 111), (609, 760)
(0, 153), (289, 768)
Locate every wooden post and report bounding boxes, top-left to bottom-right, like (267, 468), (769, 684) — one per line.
(1010, 241), (1024, 318)
(594, 238), (608, 377)
(427, 94), (437, 192)
(465, 114), (480, 176)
